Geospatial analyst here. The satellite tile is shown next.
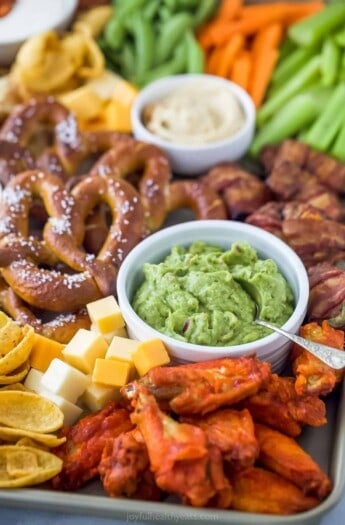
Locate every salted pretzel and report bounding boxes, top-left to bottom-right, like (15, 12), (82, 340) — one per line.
(0, 284), (90, 344)
(167, 180), (227, 220)
(0, 140), (36, 186)
(0, 97), (86, 175)
(0, 170), (145, 312)
(90, 138), (172, 231)
(202, 163), (271, 219)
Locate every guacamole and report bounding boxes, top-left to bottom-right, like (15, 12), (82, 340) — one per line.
(132, 241), (295, 346)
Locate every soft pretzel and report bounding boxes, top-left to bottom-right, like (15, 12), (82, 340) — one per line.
(167, 180), (227, 220)
(0, 284), (90, 344)
(0, 97), (85, 175)
(0, 140), (36, 186)
(90, 138), (172, 231)
(202, 163), (271, 220)
(0, 170), (145, 312)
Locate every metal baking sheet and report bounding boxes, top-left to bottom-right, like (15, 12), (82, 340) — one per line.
(0, 355), (344, 525)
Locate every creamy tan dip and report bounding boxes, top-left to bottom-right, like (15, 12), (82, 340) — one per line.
(142, 81), (246, 145)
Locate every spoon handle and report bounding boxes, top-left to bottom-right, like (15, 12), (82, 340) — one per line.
(255, 318), (345, 370)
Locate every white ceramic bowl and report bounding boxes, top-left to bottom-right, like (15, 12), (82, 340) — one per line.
(0, 0), (77, 66)
(131, 74), (256, 176)
(117, 220), (309, 372)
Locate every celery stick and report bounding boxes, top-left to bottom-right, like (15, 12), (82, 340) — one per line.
(276, 37), (297, 63)
(288, 3), (345, 47)
(331, 119), (345, 162)
(334, 27), (345, 47)
(320, 37), (342, 86)
(250, 86), (331, 157)
(303, 83), (345, 152)
(256, 56), (321, 126)
(271, 46), (318, 88)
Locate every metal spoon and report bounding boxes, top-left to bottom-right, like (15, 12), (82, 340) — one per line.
(254, 316), (345, 370)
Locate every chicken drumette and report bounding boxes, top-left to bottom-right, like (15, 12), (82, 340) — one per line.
(291, 320), (345, 396)
(51, 402), (133, 490)
(126, 382), (233, 508)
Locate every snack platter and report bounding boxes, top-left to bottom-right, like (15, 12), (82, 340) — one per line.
(1, 0), (345, 523)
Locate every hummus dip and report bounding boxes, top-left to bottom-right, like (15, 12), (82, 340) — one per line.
(142, 81), (246, 145)
(132, 241), (294, 346)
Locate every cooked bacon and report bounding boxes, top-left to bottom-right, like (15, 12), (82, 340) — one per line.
(307, 263), (345, 322)
(202, 163), (271, 219)
(283, 219), (345, 258)
(305, 149), (345, 193)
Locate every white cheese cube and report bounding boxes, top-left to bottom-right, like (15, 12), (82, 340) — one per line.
(38, 390), (83, 426)
(41, 358), (89, 403)
(23, 368), (44, 393)
(62, 328), (108, 374)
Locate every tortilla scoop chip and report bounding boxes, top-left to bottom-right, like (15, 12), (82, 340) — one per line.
(0, 445), (62, 487)
(0, 426), (66, 448)
(0, 382), (28, 391)
(0, 325), (34, 376)
(0, 316), (22, 356)
(0, 391), (64, 433)
(0, 361), (30, 385)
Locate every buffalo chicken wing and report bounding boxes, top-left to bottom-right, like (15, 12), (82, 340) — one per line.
(291, 320), (345, 396)
(243, 374), (327, 436)
(137, 356), (271, 416)
(98, 428), (161, 500)
(255, 423), (332, 500)
(230, 466), (319, 515)
(183, 408), (259, 469)
(127, 383), (233, 508)
(51, 402), (133, 490)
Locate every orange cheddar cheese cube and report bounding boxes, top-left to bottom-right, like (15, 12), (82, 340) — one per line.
(29, 333), (65, 372)
(132, 338), (170, 376)
(62, 328), (108, 374)
(92, 358), (131, 387)
(86, 295), (125, 334)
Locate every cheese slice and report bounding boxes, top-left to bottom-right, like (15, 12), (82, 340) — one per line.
(92, 358), (131, 387)
(132, 338), (170, 376)
(62, 328), (108, 374)
(41, 358), (90, 404)
(29, 333), (65, 372)
(86, 295), (125, 334)
(81, 382), (121, 412)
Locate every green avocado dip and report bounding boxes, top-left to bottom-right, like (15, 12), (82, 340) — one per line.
(132, 241), (295, 346)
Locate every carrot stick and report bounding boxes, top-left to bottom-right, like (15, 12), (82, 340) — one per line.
(225, 3), (319, 35)
(205, 46), (225, 74)
(249, 48), (280, 108)
(213, 33), (244, 78)
(251, 23), (284, 55)
(285, 2), (325, 24)
(230, 50), (252, 91)
(217, 0), (243, 20)
(248, 23), (283, 108)
(240, 2), (324, 20)
(197, 20), (233, 49)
